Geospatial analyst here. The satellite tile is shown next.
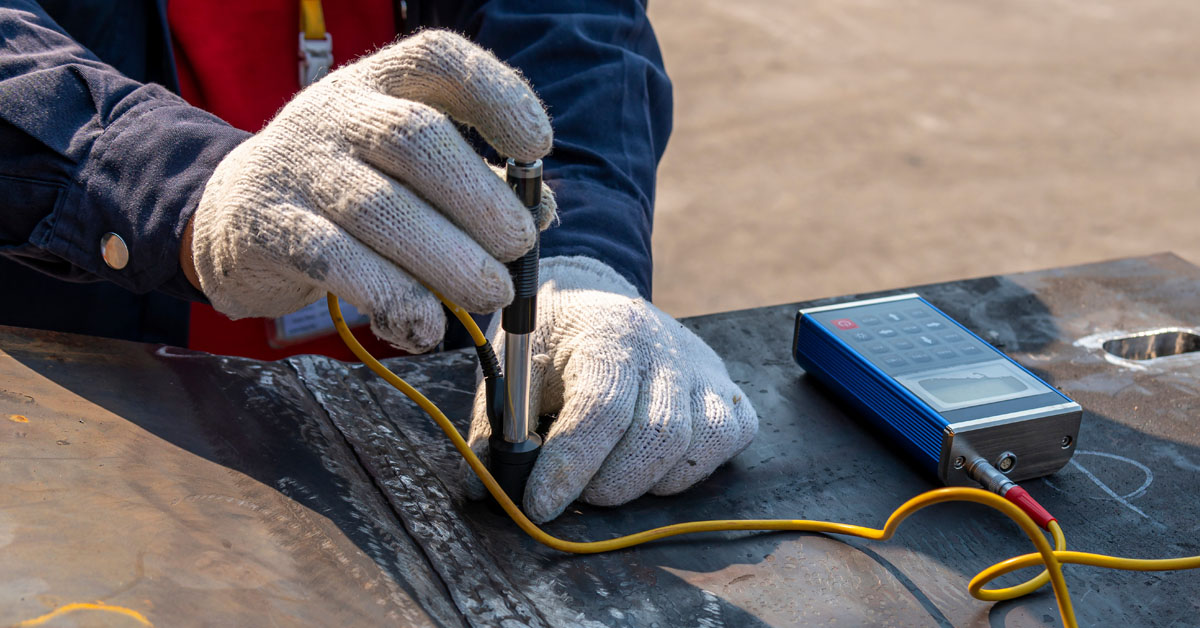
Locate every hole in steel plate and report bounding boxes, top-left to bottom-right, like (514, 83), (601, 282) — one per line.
(1102, 329), (1200, 361)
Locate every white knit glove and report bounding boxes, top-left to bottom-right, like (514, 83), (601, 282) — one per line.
(462, 256), (759, 522)
(190, 31), (554, 352)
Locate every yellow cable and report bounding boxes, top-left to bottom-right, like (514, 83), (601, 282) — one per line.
(971, 520), (1066, 601)
(14, 601), (152, 627)
(328, 291), (1200, 628)
(425, 285), (489, 347)
(976, 525), (1200, 584)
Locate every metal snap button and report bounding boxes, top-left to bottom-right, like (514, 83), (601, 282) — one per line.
(100, 232), (129, 270)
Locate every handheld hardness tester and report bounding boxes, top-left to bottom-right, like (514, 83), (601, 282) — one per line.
(793, 293), (1082, 486)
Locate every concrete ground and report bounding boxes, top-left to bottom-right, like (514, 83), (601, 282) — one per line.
(647, 0), (1200, 317)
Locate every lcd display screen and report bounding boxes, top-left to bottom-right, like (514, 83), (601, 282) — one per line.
(895, 359), (1047, 412)
(919, 373), (1027, 405)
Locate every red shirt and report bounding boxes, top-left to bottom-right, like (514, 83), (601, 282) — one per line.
(169, 0), (407, 360)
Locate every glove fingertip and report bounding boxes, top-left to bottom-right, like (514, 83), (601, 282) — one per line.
(520, 451), (587, 523)
(522, 490), (567, 525)
(535, 183), (558, 231)
(497, 118), (553, 165)
(370, 305), (445, 354)
(471, 68), (552, 162)
(453, 258), (515, 312)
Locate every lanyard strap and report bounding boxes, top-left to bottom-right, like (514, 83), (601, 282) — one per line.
(298, 0), (332, 87)
(299, 0), (326, 40)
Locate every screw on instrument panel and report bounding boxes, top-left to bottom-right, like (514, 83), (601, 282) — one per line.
(1060, 435), (1073, 449)
(953, 456), (965, 469)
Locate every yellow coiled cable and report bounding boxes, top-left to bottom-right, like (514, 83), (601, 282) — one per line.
(329, 292), (1200, 628)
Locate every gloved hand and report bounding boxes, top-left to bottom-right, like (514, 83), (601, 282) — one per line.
(186, 30), (554, 352)
(462, 256), (759, 522)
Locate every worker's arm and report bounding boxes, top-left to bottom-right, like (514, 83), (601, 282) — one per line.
(0, 0), (246, 300)
(2, 2), (555, 352)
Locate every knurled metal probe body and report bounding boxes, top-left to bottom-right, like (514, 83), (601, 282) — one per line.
(487, 158), (544, 507)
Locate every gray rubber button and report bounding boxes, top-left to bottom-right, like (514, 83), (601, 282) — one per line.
(100, 232), (129, 270)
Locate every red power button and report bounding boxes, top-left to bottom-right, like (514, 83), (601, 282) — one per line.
(831, 318), (858, 330)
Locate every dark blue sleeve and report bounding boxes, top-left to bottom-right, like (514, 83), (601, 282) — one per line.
(458, 0), (672, 299)
(0, 0), (249, 299)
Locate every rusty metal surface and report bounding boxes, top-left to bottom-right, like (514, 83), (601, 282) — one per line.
(3, 253), (1200, 626)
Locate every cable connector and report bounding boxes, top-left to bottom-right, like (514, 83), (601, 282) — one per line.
(966, 457), (1016, 496)
(966, 457), (1056, 530)
(1004, 486), (1056, 530)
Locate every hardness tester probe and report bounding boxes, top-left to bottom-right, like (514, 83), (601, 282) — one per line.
(477, 158), (544, 506)
(326, 155), (1200, 628)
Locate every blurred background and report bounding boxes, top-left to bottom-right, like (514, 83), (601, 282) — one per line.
(647, 0), (1200, 317)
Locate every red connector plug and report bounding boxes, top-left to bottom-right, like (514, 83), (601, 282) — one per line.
(965, 457), (1057, 530)
(1004, 485), (1056, 530)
